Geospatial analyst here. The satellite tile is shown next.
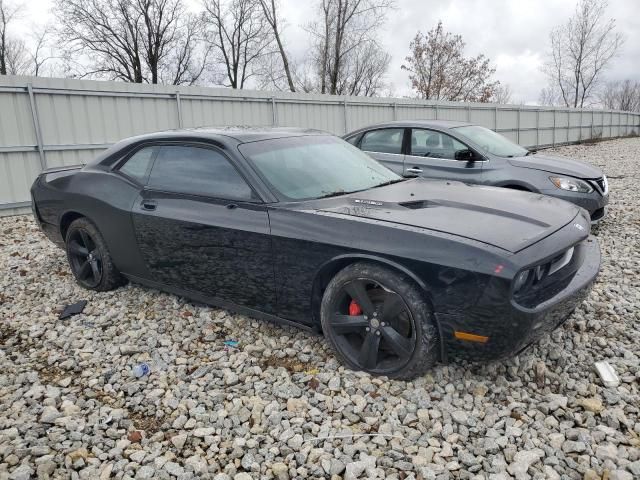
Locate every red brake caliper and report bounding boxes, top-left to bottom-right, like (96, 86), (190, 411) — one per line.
(349, 299), (362, 316)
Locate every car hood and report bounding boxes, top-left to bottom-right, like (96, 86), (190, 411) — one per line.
(508, 153), (602, 178)
(309, 178), (583, 253)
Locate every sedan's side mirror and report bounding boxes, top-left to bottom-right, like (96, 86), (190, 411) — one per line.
(454, 149), (475, 161)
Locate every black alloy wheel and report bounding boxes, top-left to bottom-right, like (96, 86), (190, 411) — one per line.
(65, 217), (124, 291)
(68, 228), (103, 288)
(321, 262), (438, 379)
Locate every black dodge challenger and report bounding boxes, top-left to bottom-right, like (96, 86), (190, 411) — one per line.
(30, 127), (601, 379)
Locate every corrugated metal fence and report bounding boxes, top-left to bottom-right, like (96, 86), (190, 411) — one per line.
(1, 75), (639, 215)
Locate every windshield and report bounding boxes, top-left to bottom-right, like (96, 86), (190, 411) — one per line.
(453, 125), (528, 158)
(239, 135), (401, 200)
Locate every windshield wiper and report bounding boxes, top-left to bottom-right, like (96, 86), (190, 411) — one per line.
(316, 190), (350, 199)
(316, 178), (408, 199)
(525, 149), (537, 156)
(371, 178), (409, 189)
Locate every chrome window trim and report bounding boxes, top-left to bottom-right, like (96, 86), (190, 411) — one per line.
(405, 153), (488, 163)
(363, 150), (405, 157)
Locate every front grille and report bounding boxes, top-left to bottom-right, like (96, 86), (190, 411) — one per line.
(591, 176), (608, 195)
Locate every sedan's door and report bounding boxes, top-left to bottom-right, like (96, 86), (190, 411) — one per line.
(131, 144), (275, 313)
(358, 128), (406, 175)
(404, 129), (484, 183)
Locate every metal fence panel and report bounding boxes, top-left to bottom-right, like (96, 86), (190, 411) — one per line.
(468, 108), (493, 128)
(1, 75), (639, 214)
(277, 101), (345, 132)
(396, 105), (436, 121)
(0, 91), (36, 147)
(347, 103), (394, 131)
(0, 151), (41, 204)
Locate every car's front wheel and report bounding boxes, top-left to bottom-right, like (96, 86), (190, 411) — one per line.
(320, 262), (439, 379)
(65, 217), (123, 291)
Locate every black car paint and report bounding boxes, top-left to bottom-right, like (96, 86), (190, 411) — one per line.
(31, 127), (601, 363)
(344, 121), (609, 222)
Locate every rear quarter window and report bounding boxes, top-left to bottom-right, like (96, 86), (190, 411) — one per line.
(118, 147), (156, 183)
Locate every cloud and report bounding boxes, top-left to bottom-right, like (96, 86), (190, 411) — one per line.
(279, 0), (639, 102)
(12, 0), (640, 103)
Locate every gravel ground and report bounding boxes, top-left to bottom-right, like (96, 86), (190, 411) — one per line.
(1, 137), (639, 480)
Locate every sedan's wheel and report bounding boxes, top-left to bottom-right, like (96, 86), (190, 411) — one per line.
(321, 262), (439, 379)
(65, 218), (123, 291)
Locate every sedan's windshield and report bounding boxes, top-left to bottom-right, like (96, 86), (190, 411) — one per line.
(453, 125), (528, 158)
(239, 135), (401, 200)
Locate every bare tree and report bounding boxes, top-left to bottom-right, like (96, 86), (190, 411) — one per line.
(4, 35), (29, 74)
(55, 0), (208, 84)
(1, 2), (61, 77)
(1, 0), (26, 74)
(544, 0), (623, 108)
(538, 86), (561, 106)
(599, 79), (640, 112)
(202, 0), (273, 89)
(28, 25), (59, 76)
(491, 84), (512, 104)
(258, 0), (294, 91)
(339, 41), (390, 96)
(306, 0), (394, 96)
(158, 13), (210, 85)
(401, 21), (499, 102)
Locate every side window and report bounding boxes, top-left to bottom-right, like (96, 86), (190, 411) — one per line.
(148, 145), (256, 201)
(410, 129), (469, 160)
(119, 147), (156, 183)
(360, 128), (404, 154)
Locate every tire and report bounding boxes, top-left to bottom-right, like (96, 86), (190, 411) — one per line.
(65, 217), (124, 291)
(320, 262), (439, 379)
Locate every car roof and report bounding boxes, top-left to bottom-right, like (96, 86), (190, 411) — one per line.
(348, 119), (472, 134)
(88, 126), (329, 168)
(133, 126), (328, 143)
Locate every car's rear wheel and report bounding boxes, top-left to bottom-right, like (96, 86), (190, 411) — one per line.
(321, 262), (439, 379)
(65, 218), (123, 291)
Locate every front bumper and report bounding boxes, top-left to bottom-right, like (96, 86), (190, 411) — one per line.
(539, 188), (609, 224)
(439, 236), (601, 362)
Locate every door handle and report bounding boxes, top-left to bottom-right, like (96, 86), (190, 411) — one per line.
(406, 167), (423, 174)
(226, 203), (238, 210)
(141, 200), (157, 211)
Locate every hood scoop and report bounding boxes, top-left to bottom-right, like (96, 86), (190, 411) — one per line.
(399, 199), (437, 210)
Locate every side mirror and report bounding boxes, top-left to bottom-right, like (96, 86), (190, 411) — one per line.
(454, 149), (475, 161)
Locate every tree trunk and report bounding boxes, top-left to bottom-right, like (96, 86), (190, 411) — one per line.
(274, 31), (295, 92)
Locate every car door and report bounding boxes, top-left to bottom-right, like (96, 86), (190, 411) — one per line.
(131, 143), (276, 313)
(358, 128), (406, 175)
(404, 128), (484, 183)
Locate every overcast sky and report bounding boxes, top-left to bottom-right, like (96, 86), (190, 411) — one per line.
(14, 0), (640, 104)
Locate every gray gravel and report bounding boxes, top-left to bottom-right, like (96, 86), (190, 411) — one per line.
(1, 137), (639, 479)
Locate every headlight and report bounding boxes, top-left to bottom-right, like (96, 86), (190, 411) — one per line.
(549, 176), (593, 193)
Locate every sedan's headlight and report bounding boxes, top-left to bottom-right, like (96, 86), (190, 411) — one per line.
(549, 176), (593, 193)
